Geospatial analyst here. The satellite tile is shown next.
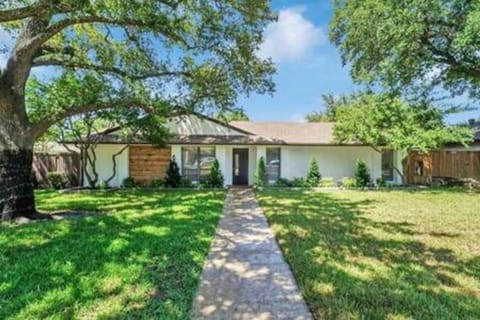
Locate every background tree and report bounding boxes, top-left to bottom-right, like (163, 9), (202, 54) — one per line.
(333, 93), (473, 182)
(330, 0), (480, 100)
(0, 1), (275, 220)
(306, 93), (354, 122)
(214, 109), (250, 123)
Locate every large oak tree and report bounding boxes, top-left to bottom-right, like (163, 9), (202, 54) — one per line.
(330, 0), (480, 97)
(0, 1), (275, 220)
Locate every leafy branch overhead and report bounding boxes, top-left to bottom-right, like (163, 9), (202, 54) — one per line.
(330, 0), (480, 99)
(0, 0), (276, 141)
(333, 93), (474, 154)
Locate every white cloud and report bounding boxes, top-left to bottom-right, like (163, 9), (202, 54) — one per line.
(0, 54), (7, 70)
(258, 6), (324, 63)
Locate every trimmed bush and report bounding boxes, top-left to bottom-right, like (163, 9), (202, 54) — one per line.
(207, 158), (224, 188)
(165, 156), (182, 188)
(292, 177), (308, 187)
(254, 156), (267, 188)
(306, 158), (321, 187)
(179, 177), (193, 188)
(355, 159), (371, 187)
(275, 177), (293, 187)
(122, 177), (136, 188)
(98, 180), (110, 190)
(148, 179), (165, 188)
(376, 178), (387, 187)
(47, 172), (70, 190)
(319, 177), (336, 187)
(341, 177), (357, 188)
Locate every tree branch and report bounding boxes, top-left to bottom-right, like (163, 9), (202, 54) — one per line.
(32, 57), (192, 80)
(0, 1), (73, 22)
(28, 98), (144, 139)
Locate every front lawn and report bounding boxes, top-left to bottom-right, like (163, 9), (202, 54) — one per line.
(0, 190), (225, 319)
(257, 188), (480, 319)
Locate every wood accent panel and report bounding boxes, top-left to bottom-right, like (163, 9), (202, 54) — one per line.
(129, 146), (171, 184)
(407, 150), (480, 184)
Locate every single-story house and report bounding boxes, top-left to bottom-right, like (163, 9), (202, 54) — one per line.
(81, 113), (404, 187)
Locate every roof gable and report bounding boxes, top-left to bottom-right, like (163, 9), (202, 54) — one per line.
(166, 114), (249, 136)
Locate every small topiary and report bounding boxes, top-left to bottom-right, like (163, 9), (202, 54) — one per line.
(306, 158), (321, 187)
(253, 156), (267, 188)
(207, 158), (224, 188)
(355, 159), (371, 187)
(165, 156), (182, 188)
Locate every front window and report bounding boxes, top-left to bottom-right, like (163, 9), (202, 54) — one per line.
(266, 148), (281, 184)
(381, 150), (394, 181)
(182, 147), (216, 182)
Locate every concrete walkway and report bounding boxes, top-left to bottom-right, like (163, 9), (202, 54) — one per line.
(191, 188), (312, 320)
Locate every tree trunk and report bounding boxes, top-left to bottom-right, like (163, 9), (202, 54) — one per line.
(0, 148), (38, 221)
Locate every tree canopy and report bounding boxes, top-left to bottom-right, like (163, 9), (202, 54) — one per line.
(330, 0), (480, 99)
(333, 93), (474, 154)
(306, 93), (356, 122)
(1, 0), (275, 144)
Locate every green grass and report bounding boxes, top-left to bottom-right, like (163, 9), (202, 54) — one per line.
(0, 189), (225, 319)
(257, 188), (480, 320)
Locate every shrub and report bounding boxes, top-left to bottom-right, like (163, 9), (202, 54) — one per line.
(275, 177), (293, 187)
(47, 172), (70, 190)
(319, 177), (336, 187)
(165, 156), (181, 188)
(355, 159), (371, 187)
(342, 177), (357, 188)
(207, 158), (224, 188)
(148, 179), (165, 188)
(291, 177), (308, 187)
(376, 177), (387, 187)
(122, 177), (136, 188)
(98, 180), (110, 190)
(253, 156), (267, 188)
(306, 158), (321, 187)
(179, 177), (193, 188)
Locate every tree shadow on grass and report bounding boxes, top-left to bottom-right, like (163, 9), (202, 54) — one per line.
(258, 190), (480, 320)
(0, 190), (225, 319)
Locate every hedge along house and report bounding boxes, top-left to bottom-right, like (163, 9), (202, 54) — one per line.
(81, 113), (404, 187)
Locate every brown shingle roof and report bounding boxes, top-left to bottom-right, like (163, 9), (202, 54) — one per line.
(229, 121), (336, 145)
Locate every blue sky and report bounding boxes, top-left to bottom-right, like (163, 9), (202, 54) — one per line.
(240, 0), (479, 123)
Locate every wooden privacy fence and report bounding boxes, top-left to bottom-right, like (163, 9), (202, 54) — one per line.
(407, 150), (480, 184)
(33, 153), (81, 186)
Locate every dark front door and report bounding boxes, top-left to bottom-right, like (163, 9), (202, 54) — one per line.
(232, 148), (249, 185)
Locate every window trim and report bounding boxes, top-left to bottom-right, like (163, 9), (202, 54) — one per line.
(181, 146), (216, 182)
